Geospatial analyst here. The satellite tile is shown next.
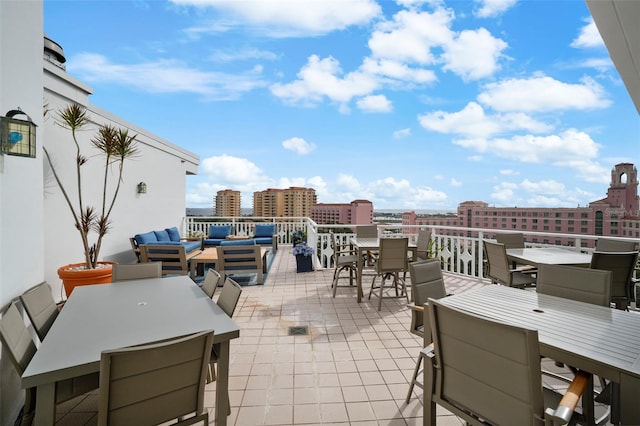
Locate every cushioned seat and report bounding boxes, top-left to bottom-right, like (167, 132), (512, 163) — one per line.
(203, 225), (233, 247)
(252, 224), (278, 251)
(133, 227), (201, 254)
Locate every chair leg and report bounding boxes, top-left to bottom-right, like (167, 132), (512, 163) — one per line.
(406, 349), (426, 404)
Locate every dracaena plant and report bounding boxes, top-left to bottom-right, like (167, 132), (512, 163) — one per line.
(43, 103), (138, 269)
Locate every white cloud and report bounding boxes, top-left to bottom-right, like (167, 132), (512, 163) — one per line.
(450, 178), (462, 187)
(571, 17), (605, 49)
(336, 174), (362, 192)
(393, 128), (411, 139)
(200, 154), (265, 183)
(477, 75), (611, 112)
(209, 48), (279, 62)
(441, 27), (507, 81)
(171, 0), (381, 37)
(67, 53), (267, 100)
(499, 169), (519, 176)
(282, 137), (316, 155)
(270, 55), (379, 106)
(357, 94), (392, 113)
(474, 0), (517, 18)
(418, 102), (551, 138)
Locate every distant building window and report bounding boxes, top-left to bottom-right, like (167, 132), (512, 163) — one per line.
(555, 212), (562, 218)
(581, 228), (588, 233)
(581, 213), (589, 218)
(543, 226), (549, 231)
(568, 220), (574, 225)
(543, 212), (550, 217)
(568, 213), (575, 218)
(568, 227), (574, 232)
(611, 229), (619, 235)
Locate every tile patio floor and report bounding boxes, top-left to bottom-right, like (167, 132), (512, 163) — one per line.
(52, 246), (606, 425)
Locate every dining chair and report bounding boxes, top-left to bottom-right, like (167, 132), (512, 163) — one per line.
(111, 262), (162, 282)
(356, 225), (379, 265)
(483, 240), (537, 288)
(595, 237), (639, 252)
(330, 232), (358, 297)
(19, 281), (59, 342)
(405, 258), (447, 403)
(590, 251), (639, 309)
(200, 268), (221, 298)
(0, 302), (99, 426)
(414, 229), (433, 261)
(536, 263), (612, 425)
(98, 329), (214, 426)
(537, 264), (612, 306)
(495, 232), (525, 249)
(424, 298), (590, 426)
(368, 237), (409, 310)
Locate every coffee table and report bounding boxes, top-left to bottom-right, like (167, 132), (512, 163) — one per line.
(190, 247), (218, 278)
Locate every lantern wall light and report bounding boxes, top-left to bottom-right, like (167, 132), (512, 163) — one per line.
(137, 182), (147, 194)
(1, 108), (37, 158)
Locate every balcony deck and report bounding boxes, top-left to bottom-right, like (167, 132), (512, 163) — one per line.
(52, 246), (598, 425)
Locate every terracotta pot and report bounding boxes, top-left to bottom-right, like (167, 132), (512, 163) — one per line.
(57, 261), (117, 297)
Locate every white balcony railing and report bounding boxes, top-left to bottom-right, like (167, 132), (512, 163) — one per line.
(184, 216), (638, 282)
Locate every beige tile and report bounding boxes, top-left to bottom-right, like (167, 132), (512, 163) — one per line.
(345, 401), (376, 422)
(319, 402), (349, 423)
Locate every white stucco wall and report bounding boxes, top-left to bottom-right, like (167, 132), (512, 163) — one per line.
(0, 2), (199, 423)
(0, 2), (45, 423)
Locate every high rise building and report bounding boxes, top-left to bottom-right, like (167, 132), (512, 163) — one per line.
(403, 163), (639, 247)
(253, 188), (284, 217)
(215, 189), (241, 217)
(284, 187), (317, 217)
(311, 199), (373, 224)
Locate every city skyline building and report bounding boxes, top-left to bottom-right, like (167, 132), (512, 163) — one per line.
(311, 199), (374, 225)
(215, 189), (241, 217)
(283, 186), (317, 218)
(402, 163), (639, 247)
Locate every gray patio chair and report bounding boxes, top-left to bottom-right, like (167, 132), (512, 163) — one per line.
(19, 281), (59, 342)
(330, 232), (358, 297)
(1, 302), (99, 425)
(111, 262), (162, 282)
(414, 229), (432, 261)
(368, 237), (410, 310)
(495, 232), (525, 249)
(405, 258), (447, 403)
(201, 268), (221, 299)
(537, 263), (612, 306)
(356, 225), (379, 265)
(483, 240), (537, 288)
(595, 237), (639, 252)
(537, 263), (612, 425)
(208, 278), (242, 415)
(424, 298), (589, 426)
(590, 251), (639, 309)
(98, 329), (213, 426)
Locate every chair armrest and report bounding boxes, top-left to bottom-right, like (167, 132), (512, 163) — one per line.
(409, 304), (424, 313)
(546, 370), (589, 424)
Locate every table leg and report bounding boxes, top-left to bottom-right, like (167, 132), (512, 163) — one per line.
(356, 247), (364, 303)
(215, 340), (231, 426)
(33, 382), (55, 426)
(619, 374), (640, 425)
(190, 260), (197, 279)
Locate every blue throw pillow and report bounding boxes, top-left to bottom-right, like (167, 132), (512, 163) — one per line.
(135, 231), (158, 245)
(154, 230), (171, 242)
(209, 225), (232, 239)
(165, 227), (181, 242)
(254, 224), (275, 238)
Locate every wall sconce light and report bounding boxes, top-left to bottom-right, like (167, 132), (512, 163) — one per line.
(1, 108), (37, 158)
(137, 182), (147, 194)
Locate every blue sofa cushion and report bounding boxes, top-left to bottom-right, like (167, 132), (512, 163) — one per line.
(165, 227), (181, 242)
(220, 239), (256, 246)
(144, 241), (182, 246)
(154, 229), (171, 242)
(254, 237), (274, 245)
(254, 224), (275, 238)
(135, 231), (158, 245)
(209, 225), (232, 239)
(182, 240), (202, 253)
(203, 239), (223, 247)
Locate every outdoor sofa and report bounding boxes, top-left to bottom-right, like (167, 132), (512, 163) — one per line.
(131, 227), (202, 261)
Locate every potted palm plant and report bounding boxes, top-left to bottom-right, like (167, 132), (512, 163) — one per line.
(44, 104), (138, 296)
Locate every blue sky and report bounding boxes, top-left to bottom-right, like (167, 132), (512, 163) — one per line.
(44, 0), (639, 210)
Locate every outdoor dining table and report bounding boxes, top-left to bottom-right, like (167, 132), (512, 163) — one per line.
(506, 246), (592, 267)
(349, 237), (416, 303)
(435, 284), (640, 425)
(22, 275), (240, 426)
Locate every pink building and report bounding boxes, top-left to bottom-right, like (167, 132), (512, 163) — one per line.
(403, 163), (639, 247)
(311, 199), (373, 225)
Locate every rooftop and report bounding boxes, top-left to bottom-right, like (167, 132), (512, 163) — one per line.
(51, 246), (606, 425)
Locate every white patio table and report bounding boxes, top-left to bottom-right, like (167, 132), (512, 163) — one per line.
(434, 284), (640, 425)
(22, 275), (240, 426)
(506, 246), (592, 267)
